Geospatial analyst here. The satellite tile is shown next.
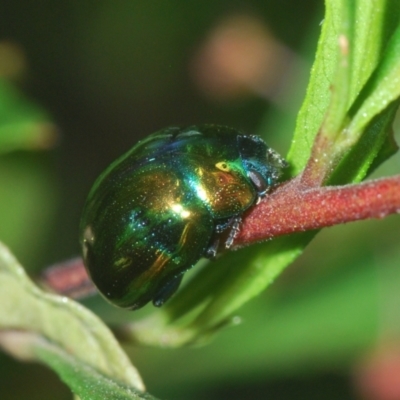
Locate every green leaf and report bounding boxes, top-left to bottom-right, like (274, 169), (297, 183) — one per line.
(329, 101), (399, 184)
(122, 234), (316, 347)
(187, 234), (316, 337)
(0, 242), (148, 398)
(329, 7), (400, 182)
(287, 0), (348, 173)
(36, 339), (158, 400)
(0, 331), (159, 400)
(348, 0), (391, 106)
(346, 22), (400, 144)
(287, 0), (400, 174)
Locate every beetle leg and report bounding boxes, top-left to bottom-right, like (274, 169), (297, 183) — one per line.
(205, 237), (220, 259)
(208, 216), (243, 255)
(214, 218), (235, 233)
(225, 216), (242, 249)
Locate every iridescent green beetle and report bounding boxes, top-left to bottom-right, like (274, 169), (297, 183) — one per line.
(80, 125), (285, 309)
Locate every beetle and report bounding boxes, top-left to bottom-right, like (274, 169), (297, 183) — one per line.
(80, 125), (285, 309)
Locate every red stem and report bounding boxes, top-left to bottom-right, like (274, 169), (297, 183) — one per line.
(235, 174), (400, 246)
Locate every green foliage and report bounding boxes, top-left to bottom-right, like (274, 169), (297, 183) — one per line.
(0, 242), (154, 400)
(289, 0), (400, 175)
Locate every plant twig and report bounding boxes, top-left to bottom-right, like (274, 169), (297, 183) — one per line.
(236, 174), (400, 246)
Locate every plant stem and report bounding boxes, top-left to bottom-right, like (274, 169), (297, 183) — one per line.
(236, 174), (400, 246)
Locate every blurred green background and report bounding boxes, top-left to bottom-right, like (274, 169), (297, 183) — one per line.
(1, 1), (400, 399)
